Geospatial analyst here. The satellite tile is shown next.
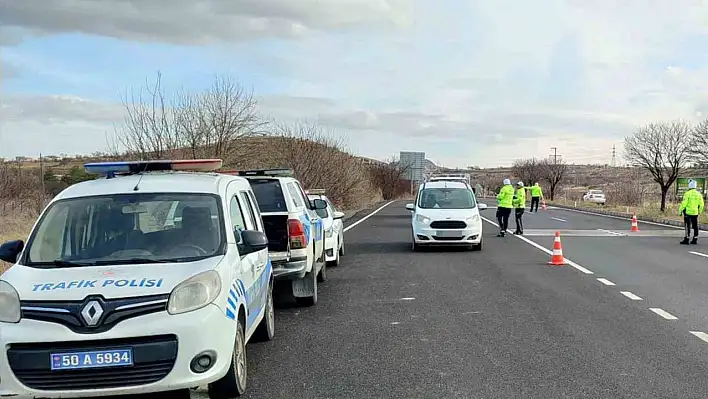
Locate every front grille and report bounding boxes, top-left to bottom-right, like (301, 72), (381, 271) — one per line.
(430, 220), (467, 229)
(8, 335), (177, 391)
(433, 236), (464, 241)
(21, 293), (169, 334)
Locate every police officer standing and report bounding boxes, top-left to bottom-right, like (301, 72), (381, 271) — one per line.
(513, 181), (526, 235)
(679, 179), (704, 245)
(496, 179), (515, 237)
(528, 182), (543, 212)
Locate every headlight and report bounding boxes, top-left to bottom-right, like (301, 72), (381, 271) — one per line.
(415, 214), (431, 224)
(168, 270), (222, 315)
(0, 281), (21, 323)
(466, 214), (480, 223)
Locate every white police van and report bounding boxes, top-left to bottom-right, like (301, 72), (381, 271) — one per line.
(0, 159), (274, 398)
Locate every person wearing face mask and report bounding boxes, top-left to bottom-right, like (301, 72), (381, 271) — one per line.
(496, 178), (514, 237)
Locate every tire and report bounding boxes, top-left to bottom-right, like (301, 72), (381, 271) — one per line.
(471, 239), (482, 251)
(252, 282), (275, 342)
(295, 268), (318, 307)
(338, 235), (345, 256)
(208, 318), (247, 398)
(411, 231), (419, 252)
(317, 260), (327, 282)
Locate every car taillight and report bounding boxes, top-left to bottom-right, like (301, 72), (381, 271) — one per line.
(288, 219), (307, 249)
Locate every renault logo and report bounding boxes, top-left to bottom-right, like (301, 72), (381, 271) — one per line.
(80, 300), (104, 326)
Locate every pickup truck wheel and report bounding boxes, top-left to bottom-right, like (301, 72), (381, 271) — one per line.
(295, 268), (318, 306)
(252, 282), (275, 342)
(208, 319), (247, 398)
(317, 260), (327, 282)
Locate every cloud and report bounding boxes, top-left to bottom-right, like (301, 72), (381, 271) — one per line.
(0, 0), (409, 45)
(4, 0), (708, 167)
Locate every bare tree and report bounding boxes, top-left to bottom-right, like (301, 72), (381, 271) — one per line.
(539, 158), (567, 201)
(511, 158), (543, 187)
(690, 118), (708, 168)
(110, 72), (265, 164)
(367, 157), (412, 200)
(624, 120), (691, 211)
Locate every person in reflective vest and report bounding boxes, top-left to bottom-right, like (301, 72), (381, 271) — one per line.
(679, 179), (704, 245)
(512, 181), (526, 235)
(496, 179), (515, 237)
(528, 183), (543, 212)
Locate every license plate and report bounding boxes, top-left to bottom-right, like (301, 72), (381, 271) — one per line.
(51, 348), (133, 371)
(436, 230), (463, 238)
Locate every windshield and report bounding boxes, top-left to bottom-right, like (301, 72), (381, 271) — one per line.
(23, 193), (225, 268)
(418, 187), (477, 209)
(249, 179), (288, 213)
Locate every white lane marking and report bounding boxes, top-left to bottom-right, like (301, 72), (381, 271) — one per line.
(620, 291), (643, 300)
(390, 322), (400, 325)
(596, 278), (616, 286)
(463, 311), (481, 315)
(649, 308), (678, 320)
(550, 217), (567, 222)
(596, 228), (626, 236)
(481, 216), (594, 274)
(399, 297), (415, 301)
(690, 331), (708, 343)
(343, 201), (395, 232)
(689, 251), (708, 258)
(541, 205), (687, 231)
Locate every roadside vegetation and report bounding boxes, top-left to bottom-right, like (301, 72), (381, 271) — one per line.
(0, 72), (412, 270)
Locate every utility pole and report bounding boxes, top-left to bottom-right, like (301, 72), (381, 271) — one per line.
(550, 147), (561, 164)
(611, 145), (617, 167)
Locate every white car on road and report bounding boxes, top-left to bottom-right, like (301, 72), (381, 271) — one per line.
(582, 189), (606, 205)
(406, 181), (488, 251)
(0, 159), (274, 398)
(306, 190), (345, 267)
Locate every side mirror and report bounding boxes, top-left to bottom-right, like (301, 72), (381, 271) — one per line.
(332, 211), (345, 220)
(0, 240), (24, 264)
(405, 203), (415, 211)
(239, 230), (268, 255)
(312, 199), (327, 210)
(478, 203), (488, 210)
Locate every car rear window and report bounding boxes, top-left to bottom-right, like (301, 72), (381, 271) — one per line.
(249, 179), (288, 213)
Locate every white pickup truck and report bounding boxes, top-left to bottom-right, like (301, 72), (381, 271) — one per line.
(230, 169), (326, 306)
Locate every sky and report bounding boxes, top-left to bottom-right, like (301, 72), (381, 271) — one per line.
(2, 0), (708, 168)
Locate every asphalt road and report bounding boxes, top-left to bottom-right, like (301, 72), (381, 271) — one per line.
(191, 199), (708, 398)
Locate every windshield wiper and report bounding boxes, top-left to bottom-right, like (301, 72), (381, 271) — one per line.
(93, 258), (173, 265)
(52, 260), (96, 268)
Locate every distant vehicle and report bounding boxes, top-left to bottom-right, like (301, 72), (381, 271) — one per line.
(232, 169), (327, 306)
(406, 180), (488, 251)
(429, 173), (471, 186)
(0, 159), (274, 398)
(582, 190), (606, 205)
(306, 189), (345, 267)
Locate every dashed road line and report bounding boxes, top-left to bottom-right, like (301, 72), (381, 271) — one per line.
(689, 251), (708, 259)
(344, 201), (395, 232)
(542, 205), (689, 231)
(620, 291), (643, 300)
(550, 217), (567, 222)
(399, 297), (415, 301)
(596, 228), (626, 236)
(650, 308), (678, 320)
(596, 278), (616, 286)
(480, 216), (594, 274)
(690, 331), (708, 343)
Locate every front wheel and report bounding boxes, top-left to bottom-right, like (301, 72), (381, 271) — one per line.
(208, 319), (247, 398)
(339, 235), (345, 256)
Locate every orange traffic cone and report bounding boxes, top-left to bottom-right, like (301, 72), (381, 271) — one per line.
(630, 214), (639, 232)
(542, 199), (547, 211)
(548, 231), (565, 266)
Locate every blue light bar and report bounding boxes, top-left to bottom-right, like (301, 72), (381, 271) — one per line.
(84, 159), (223, 175)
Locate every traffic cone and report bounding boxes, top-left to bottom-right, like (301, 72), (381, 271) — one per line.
(548, 231), (565, 266)
(630, 214), (639, 232)
(542, 199), (547, 211)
